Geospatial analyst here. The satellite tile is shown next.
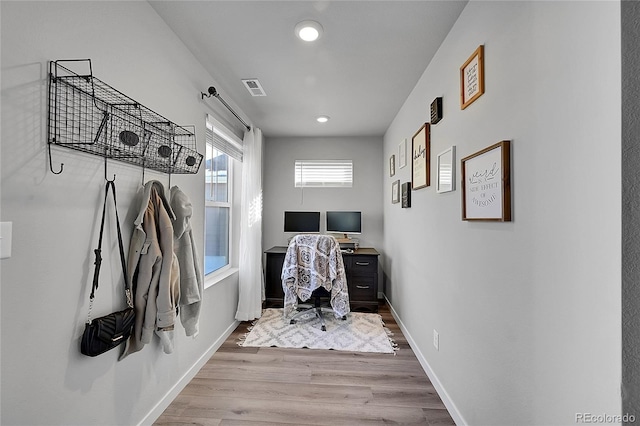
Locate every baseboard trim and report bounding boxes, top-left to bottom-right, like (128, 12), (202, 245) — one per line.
(138, 319), (240, 426)
(384, 297), (467, 426)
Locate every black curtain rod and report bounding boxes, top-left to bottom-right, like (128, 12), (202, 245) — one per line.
(201, 86), (251, 131)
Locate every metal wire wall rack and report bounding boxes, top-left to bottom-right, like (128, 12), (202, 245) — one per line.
(47, 59), (203, 175)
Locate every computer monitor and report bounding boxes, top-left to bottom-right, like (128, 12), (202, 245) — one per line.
(283, 211), (320, 233)
(326, 211), (361, 236)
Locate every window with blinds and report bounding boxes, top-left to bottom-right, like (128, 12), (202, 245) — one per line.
(206, 125), (243, 162)
(295, 160), (353, 188)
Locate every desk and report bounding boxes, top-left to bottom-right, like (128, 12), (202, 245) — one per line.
(264, 246), (380, 312)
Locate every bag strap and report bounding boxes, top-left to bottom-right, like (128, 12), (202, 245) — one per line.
(88, 181), (133, 323)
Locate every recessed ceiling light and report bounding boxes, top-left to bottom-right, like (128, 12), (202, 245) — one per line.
(316, 115), (330, 123)
(295, 20), (323, 42)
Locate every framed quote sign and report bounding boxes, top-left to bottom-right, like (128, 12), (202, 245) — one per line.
(460, 45), (484, 110)
(461, 140), (511, 221)
(411, 123), (430, 190)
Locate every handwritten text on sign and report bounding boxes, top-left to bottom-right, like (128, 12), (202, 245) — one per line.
(412, 125), (428, 189)
(464, 56), (480, 102)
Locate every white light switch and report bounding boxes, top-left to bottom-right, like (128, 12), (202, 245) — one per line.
(1, 222), (13, 259)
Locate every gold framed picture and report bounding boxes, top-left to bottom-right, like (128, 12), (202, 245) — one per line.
(460, 45), (485, 110)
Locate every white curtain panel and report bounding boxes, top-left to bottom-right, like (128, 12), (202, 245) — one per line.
(235, 127), (264, 321)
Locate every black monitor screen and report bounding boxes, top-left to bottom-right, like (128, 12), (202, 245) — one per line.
(283, 211), (320, 233)
(326, 211), (361, 234)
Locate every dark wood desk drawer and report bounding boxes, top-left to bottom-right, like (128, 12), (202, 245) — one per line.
(348, 255), (377, 275)
(348, 275), (376, 300)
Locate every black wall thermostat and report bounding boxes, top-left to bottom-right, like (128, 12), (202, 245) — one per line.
(430, 97), (443, 125)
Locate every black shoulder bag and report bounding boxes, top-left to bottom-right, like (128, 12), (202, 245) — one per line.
(81, 180), (135, 357)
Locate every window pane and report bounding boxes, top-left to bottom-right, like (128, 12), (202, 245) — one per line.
(204, 206), (229, 274)
(205, 147), (228, 202)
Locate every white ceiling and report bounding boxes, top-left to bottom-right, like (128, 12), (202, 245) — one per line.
(149, 1), (468, 138)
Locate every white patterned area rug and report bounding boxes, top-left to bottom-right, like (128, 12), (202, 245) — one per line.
(240, 308), (396, 354)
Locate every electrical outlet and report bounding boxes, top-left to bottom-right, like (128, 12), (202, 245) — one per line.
(1, 222), (12, 259)
(433, 329), (439, 351)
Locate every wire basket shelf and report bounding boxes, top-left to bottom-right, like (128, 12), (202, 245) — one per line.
(47, 59), (202, 175)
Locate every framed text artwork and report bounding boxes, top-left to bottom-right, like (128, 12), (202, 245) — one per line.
(460, 45), (484, 110)
(392, 180), (400, 204)
(411, 123), (430, 190)
(436, 146), (456, 193)
(461, 140), (511, 221)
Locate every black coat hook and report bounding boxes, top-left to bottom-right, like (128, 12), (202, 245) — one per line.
(48, 142), (63, 174)
(104, 156), (115, 182)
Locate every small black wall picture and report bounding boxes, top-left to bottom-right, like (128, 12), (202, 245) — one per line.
(431, 96), (443, 124)
(401, 182), (411, 208)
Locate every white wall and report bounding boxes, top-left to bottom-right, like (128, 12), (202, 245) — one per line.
(383, 1), (621, 425)
(1, 2), (246, 425)
(263, 136), (383, 252)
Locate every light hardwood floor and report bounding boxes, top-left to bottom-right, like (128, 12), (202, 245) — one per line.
(154, 303), (455, 425)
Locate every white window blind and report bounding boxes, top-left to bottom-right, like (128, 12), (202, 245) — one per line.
(295, 160), (353, 188)
(206, 125), (243, 162)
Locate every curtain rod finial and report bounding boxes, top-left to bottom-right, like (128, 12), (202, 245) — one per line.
(201, 86), (218, 99)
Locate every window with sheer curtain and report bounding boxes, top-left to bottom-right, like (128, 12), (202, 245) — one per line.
(204, 120), (242, 276)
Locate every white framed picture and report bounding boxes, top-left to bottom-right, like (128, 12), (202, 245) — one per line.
(436, 146), (456, 193)
(398, 138), (407, 169)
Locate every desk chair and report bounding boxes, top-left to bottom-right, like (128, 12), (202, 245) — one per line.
(281, 234), (350, 331)
(289, 286), (338, 331)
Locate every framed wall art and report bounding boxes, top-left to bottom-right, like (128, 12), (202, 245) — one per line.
(436, 146), (456, 193)
(401, 182), (411, 208)
(460, 45), (484, 110)
(389, 154), (396, 177)
(398, 138), (407, 169)
(431, 97), (443, 124)
(392, 180), (400, 204)
(461, 140), (511, 221)
(411, 123), (430, 190)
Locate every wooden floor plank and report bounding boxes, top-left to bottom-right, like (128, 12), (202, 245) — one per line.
(154, 303), (455, 425)
(181, 396), (429, 425)
(179, 377), (374, 404)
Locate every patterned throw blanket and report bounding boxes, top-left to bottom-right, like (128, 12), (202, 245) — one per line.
(281, 234), (350, 318)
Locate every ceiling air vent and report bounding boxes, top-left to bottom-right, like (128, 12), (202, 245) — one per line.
(242, 79), (266, 97)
